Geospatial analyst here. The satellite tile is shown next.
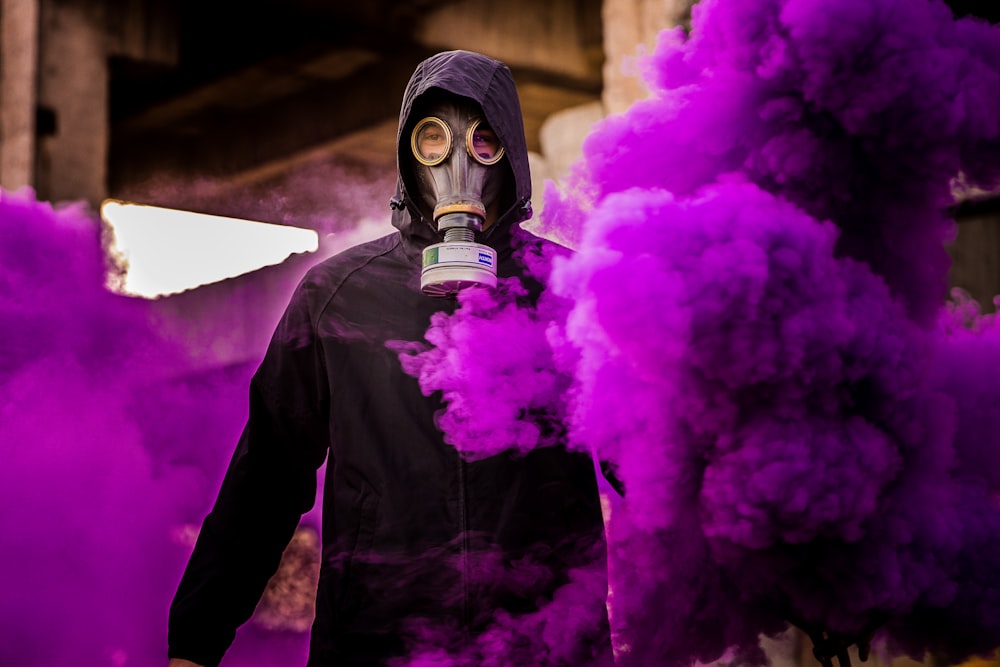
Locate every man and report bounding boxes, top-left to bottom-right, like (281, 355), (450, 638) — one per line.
(168, 50), (610, 667)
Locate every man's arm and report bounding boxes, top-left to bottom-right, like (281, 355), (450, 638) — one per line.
(168, 660), (204, 667)
(167, 271), (332, 666)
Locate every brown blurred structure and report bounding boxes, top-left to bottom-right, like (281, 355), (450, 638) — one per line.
(2, 0), (614, 213)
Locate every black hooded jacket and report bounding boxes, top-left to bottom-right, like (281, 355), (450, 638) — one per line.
(168, 50), (609, 667)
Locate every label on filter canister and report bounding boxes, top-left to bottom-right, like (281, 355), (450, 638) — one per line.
(423, 242), (495, 269)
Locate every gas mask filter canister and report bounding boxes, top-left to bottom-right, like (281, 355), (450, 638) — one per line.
(410, 107), (505, 297)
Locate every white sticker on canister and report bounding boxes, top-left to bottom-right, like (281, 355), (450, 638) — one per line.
(426, 243), (495, 268)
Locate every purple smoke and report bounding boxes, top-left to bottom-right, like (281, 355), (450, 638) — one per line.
(400, 0), (1000, 663)
(0, 190), (309, 666)
(397, 241), (575, 460)
(391, 558), (613, 667)
(554, 181), (985, 663)
(576, 0), (1000, 325)
(1, 190), (189, 665)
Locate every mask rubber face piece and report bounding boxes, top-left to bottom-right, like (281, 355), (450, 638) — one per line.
(410, 98), (505, 297)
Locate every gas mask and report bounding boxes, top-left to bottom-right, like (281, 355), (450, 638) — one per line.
(410, 99), (506, 297)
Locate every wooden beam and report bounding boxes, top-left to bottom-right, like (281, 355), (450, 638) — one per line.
(109, 47), (438, 192)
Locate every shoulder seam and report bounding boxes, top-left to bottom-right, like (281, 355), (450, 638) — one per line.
(312, 234), (402, 328)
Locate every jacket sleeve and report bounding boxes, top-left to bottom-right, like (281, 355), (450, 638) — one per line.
(168, 270), (332, 667)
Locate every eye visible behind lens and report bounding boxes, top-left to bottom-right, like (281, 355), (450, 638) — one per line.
(473, 130), (498, 157)
(412, 118), (452, 165)
(466, 120), (504, 165)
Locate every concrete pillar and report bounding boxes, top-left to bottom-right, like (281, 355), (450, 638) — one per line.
(539, 101), (605, 184)
(35, 0), (108, 206)
(0, 0), (40, 191)
(528, 100), (605, 244)
(601, 0), (695, 115)
(950, 212), (1000, 306)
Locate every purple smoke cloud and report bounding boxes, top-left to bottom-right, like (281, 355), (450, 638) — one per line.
(0, 190), (310, 666)
(397, 241), (575, 461)
(400, 0), (1000, 664)
(1, 191), (194, 665)
(554, 181), (981, 664)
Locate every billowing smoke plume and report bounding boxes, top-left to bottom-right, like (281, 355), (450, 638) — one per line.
(400, 0), (1000, 664)
(398, 239), (575, 460)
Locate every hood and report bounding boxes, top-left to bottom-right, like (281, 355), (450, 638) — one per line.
(390, 50), (533, 257)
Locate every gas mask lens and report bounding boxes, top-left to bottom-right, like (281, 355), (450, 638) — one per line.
(411, 117), (504, 166)
(467, 120), (503, 165)
(412, 117), (452, 166)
